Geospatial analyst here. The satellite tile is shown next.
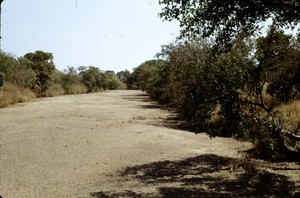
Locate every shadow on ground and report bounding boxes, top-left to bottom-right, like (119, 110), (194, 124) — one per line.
(90, 154), (299, 197)
(121, 94), (152, 103)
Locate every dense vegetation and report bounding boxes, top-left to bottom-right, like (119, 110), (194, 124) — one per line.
(119, 25), (300, 161)
(0, 50), (124, 107)
(128, 0), (299, 161)
(159, 0), (300, 51)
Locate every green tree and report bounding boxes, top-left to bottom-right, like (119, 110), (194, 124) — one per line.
(146, 59), (171, 103)
(15, 57), (37, 88)
(159, 0), (300, 49)
(117, 70), (135, 89)
(0, 51), (19, 81)
(159, 40), (254, 134)
(78, 66), (105, 92)
(24, 50), (55, 95)
(62, 66), (80, 93)
(0, 52), (36, 88)
(103, 70), (123, 90)
(116, 70), (130, 83)
(256, 25), (300, 101)
(133, 60), (165, 91)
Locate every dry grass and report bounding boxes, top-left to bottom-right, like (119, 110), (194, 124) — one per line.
(0, 83), (36, 107)
(65, 84), (88, 95)
(45, 83), (65, 97)
(276, 100), (300, 134)
(0, 82), (89, 108)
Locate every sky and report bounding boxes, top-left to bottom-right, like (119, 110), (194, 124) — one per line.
(1, 0), (180, 72)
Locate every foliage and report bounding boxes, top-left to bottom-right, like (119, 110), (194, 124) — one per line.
(159, 42), (218, 130)
(0, 72), (4, 88)
(24, 50), (55, 95)
(256, 25), (300, 101)
(117, 70), (135, 89)
(0, 52), (36, 88)
(0, 51), (18, 81)
(157, 0), (300, 160)
(146, 59), (172, 104)
(159, 0), (300, 49)
(62, 66), (82, 94)
(15, 57), (37, 88)
(78, 66), (123, 92)
(78, 66), (104, 92)
(0, 49), (120, 107)
(133, 60), (157, 91)
(157, 40), (254, 135)
(132, 59), (172, 103)
(103, 71), (123, 90)
(134, 26), (300, 160)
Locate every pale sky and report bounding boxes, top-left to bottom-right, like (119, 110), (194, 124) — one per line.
(1, 0), (180, 72)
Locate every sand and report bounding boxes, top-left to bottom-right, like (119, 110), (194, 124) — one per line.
(0, 90), (298, 197)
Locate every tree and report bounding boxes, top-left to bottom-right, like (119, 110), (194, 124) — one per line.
(103, 71), (123, 90)
(24, 50), (55, 95)
(117, 70), (137, 89)
(62, 66), (81, 94)
(0, 51), (19, 81)
(256, 25), (300, 101)
(78, 66), (105, 92)
(117, 70), (130, 83)
(133, 60), (165, 91)
(159, 0), (300, 49)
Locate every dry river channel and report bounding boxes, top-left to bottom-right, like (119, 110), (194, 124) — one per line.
(0, 90), (299, 197)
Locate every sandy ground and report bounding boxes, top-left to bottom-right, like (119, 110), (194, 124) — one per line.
(0, 90), (299, 198)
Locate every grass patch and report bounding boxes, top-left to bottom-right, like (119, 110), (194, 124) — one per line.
(45, 83), (65, 97)
(0, 82), (36, 107)
(276, 100), (300, 134)
(65, 83), (88, 95)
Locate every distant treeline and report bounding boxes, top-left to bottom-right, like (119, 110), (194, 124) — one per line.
(118, 25), (300, 161)
(0, 50), (124, 107)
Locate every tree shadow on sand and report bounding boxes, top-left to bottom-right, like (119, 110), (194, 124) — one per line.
(121, 94), (152, 103)
(90, 154), (299, 197)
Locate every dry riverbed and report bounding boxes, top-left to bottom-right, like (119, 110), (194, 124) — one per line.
(0, 90), (299, 197)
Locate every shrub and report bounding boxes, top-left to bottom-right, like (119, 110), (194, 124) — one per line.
(45, 83), (65, 97)
(0, 72), (5, 88)
(136, 28), (300, 160)
(103, 71), (123, 90)
(0, 52), (18, 81)
(276, 100), (300, 133)
(256, 25), (300, 102)
(0, 83), (35, 107)
(117, 70), (135, 89)
(24, 51), (55, 95)
(65, 84), (88, 94)
(78, 66), (105, 92)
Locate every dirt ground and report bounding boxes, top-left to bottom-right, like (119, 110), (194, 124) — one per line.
(0, 90), (299, 198)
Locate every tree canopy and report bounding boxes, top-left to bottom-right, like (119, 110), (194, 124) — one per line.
(159, 0), (300, 46)
(24, 51), (55, 94)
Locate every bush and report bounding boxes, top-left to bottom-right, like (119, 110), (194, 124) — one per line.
(65, 84), (88, 94)
(0, 52), (18, 81)
(135, 27), (300, 160)
(103, 71), (123, 90)
(256, 25), (300, 102)
(78, 66), (105, 92)
(0, 83), (36, 107)
(45, 83), (65, 97)
(24, 51), (55, 95)
(0, 72), (5, 88)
